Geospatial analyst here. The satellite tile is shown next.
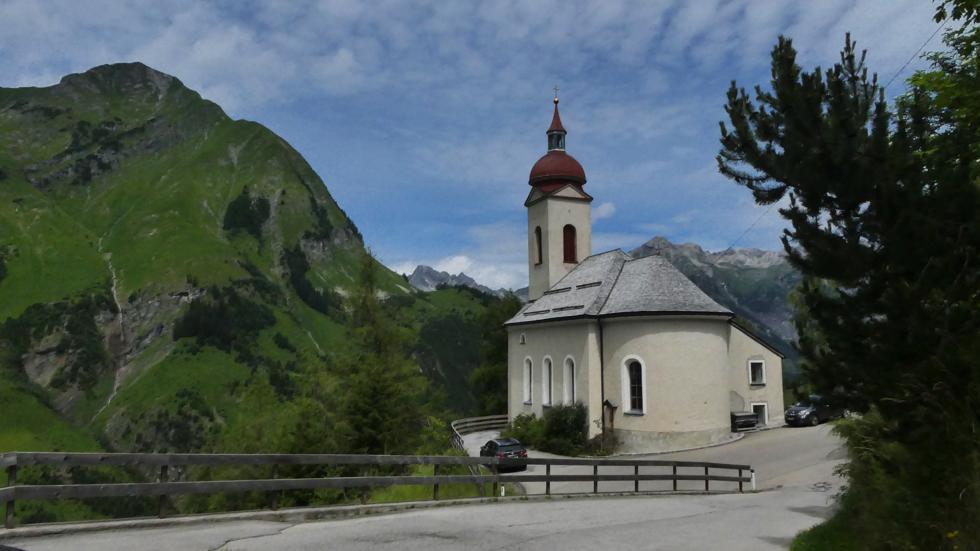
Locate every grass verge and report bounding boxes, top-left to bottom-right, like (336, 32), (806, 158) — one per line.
(791, 513), (860, 551)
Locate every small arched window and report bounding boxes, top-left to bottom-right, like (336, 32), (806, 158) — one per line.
(542, 357), (553, 405)
(523, 358), (533, 404)
(534, 226), (543, 265)
(563, 225), (577, 263)
(563, 357), (576, 404)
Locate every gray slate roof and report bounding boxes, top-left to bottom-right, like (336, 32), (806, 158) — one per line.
(506, 250), (732, 326)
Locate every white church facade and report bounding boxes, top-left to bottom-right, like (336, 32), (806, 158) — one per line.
(506, 97), (785, 453)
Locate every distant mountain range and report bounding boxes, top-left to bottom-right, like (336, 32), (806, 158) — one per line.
(630, 237), (799, 342)
(406, 265), (498, 295)
(405, 265), (528, 300)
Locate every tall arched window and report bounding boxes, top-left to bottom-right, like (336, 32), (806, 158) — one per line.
(542, 357), (553, 405)
(523, 358), (533, 404)
(563, 225), (577, 263)
(628, 361), (643, 411)
(622, 357), (646, 414)
(534, 226), (543, 265)
(563, 357), (576, 404)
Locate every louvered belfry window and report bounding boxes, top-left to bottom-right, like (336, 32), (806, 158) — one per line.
(563, 224), (576, 263)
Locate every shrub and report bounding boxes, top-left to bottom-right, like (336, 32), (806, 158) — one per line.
(504, 403), (592, 456)
(541, 403), (589, 455)
(504, 413), (546, 448)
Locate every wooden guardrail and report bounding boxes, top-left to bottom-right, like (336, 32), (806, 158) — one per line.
(0, 451), (753, 528)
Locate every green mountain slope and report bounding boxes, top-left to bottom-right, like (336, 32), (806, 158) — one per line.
(0, 63), (426, 455)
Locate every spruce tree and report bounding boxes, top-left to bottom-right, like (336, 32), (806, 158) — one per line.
(341, 253), (426, 455)
(718, 7), (980, 546)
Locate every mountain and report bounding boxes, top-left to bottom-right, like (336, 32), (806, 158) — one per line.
(0, 63), (499, 460)
(406, 265), (497, 295)
(630, 237), (801, 377)
(406, 264), (523, 300)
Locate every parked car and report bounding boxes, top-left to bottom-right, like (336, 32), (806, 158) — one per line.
(784, 395), (847, 426)
(479, 438), (528, 471)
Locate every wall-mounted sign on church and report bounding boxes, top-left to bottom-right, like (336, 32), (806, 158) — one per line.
(505, 95), (785, 453)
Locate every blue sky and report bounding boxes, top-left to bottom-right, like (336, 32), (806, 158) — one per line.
(1, 0), (945, 289)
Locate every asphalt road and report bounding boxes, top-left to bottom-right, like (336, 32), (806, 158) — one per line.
(465, 424), (846, 493)
(4, 425), (845, 550)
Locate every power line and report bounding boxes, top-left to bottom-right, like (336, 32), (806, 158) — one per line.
(883, 15), (950, 89)
(726, 203), (776, 251)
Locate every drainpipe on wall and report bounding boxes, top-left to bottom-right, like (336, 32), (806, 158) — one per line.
(597, 317), (606, 440)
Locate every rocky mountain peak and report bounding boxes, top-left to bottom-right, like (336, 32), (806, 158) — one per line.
(408, 265), (491, 294)
(58, 62), (181, 99)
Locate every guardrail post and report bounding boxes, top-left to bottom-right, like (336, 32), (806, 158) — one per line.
(593, 465), (598, 494)
(545, 464), (551, 496)
(738, 469), (743, 493)
(672, 465), (677, 491)
(433, 464), (440, 500)
(157, 465), (168, 518)
(634, 464), (639, 493)
(270, 465), (280, 510)
(492, 464), (499, 499)
(704, 466), (709, 491)
(751, 469), (756, 491)
(4, 465), (16, 529)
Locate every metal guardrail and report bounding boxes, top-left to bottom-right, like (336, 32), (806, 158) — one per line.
(1, 451), (753, 528)
(449, 414), (510, 452)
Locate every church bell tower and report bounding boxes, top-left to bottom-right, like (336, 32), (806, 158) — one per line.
(525, 92), (593, 301)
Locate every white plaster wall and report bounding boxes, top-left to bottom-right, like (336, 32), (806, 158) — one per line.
(601, 317), (731, 436)
(507, 320), (602, 437)
(727, 324), (785, 425)
(527, 195), (591, 301)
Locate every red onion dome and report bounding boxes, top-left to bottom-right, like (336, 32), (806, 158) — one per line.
(529, 150), (587, 190)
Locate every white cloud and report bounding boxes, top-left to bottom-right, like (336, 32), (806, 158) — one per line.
(594, 202), (616, 220)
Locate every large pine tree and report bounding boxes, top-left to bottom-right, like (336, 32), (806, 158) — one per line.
(718, 4), (979, 547)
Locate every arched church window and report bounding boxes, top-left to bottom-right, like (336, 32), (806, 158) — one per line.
(563, 225), (577, 263)
(542, 357), (553, 405)
(563, 357), (576, 404)
(627, 360), (643, 413)
(523, 358), (533, 404)
(534, 226), (543, 265)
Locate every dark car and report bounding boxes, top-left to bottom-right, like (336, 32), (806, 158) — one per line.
(479, 438), (528, 471)
(785, 394), (847, 426)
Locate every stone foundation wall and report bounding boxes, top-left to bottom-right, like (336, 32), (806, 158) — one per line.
(613, 426), (734, 454)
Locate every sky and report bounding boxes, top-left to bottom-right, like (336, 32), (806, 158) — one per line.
(0, 0), (946, 289)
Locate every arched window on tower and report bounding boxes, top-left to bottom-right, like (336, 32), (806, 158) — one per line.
(534, 226), (543, 265)
(563, 225), (577, 263)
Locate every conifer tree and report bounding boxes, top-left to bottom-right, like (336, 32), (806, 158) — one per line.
(469, 293), (522, 415)
(718, 6), (979, 546)
(341, 253), (426, 455)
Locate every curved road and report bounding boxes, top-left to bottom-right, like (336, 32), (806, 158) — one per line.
(5, 425), (845, 550)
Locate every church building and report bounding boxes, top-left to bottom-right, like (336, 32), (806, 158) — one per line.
(505, 96), (785, 453)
